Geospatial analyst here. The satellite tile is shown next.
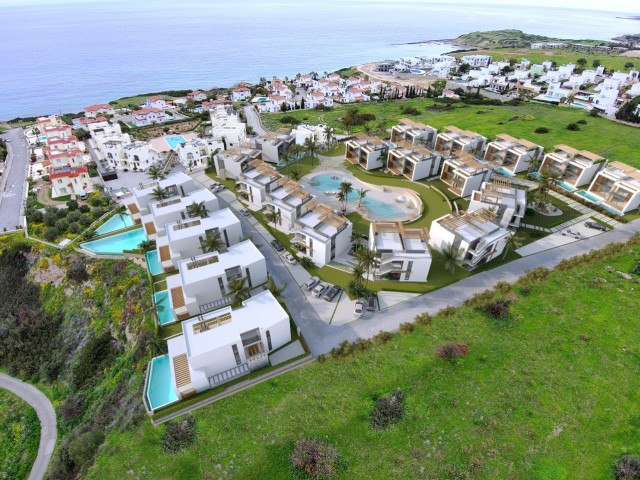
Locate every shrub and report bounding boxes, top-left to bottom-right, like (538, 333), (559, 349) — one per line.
(67, 261), (89, 282)
(436, 343), (468, 361)
(79, 204), (91, 213)
(437, 306), (457, 318)
(614, 455), (640, 480)
(414, 312), (432, 326)
(79, 215), (93, 226)
(589, 109), (600, 117)
(577, 119), (587, 125)
(66, 199), (79, 211)
(26, 208), (43, 223)
(290, 438), (339, 479)
(161, 415), (197, 453)
(89, 197), (103, 207)
(66, 211), (82, 223)
(463, 289), (495, 309)
(43, 212), (58, 227)
(567, 123), (580, 131)
(330, 340), (355, 358)
(399, 322), (415, 334)
(316, 354), (326, 363)
(518, 267), (550, 286)
(67, 222), (81, 234)
(68, 430), (104, 467)
(43, 228), (59, 242)
(494, 281), (512, 294)
(58, 394), (84, 421)
(534, 127), (550, 134)
(370, 389), (405, 429)
(483, 299), (511, 319)
(400, 106), (420, 116)
(54, 219), (69, 232)
(373, 331), (394, 344)
(353, 338), (372, 351)
(280, 115), (301, 125)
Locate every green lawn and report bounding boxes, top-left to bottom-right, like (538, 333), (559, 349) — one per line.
(523, 195), (583, 229)
(261, 99), (640, 168)
(89, 246), (640, 479)
(0, 390), (40, 480)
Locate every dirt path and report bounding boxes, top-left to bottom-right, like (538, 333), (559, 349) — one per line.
(356, 62), (439, 88)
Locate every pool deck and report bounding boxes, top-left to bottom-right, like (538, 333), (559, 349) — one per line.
(149, 132), (198, 153)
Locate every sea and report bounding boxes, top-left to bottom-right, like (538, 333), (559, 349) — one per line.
(0, 0), (638, 120)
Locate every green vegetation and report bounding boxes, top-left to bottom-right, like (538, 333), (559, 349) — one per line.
(0, 389), (40, 480)
(89, 240), (640, 479)
(0, 138), (7, 162)
(455, 29), (560, 49)
(523, 195), (582, 229)
(261, 99), (640, 168)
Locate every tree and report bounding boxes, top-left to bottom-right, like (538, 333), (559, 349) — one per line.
(351, 262), (366, 287)
(304, 136), (319, 167)
(200, 231), (225, 254)
(138, 239), (155, 252)
(265, 276), (286, 303)
(438, 242), (463, 273)
(351, 231), (367, 250)
(264, 209), (282, 228)
(281, 149), (292, 175)
(150, 186), (170, 201)
(576, 58), (587, 68)
(355, 188), (369, 209)
(146, 165), (167, 181)
(323, 125), (334, 146)
(538, 171), (561, 203)
(356, 248), (379, 286)
(592, 59), (601, 68)
(228, 277), (251, 307)
(458, 63), (471, 74)
(290, 166), (302, 181)
(338, 181), (353, 211)
(186, 201), (209, 218)
(502, 232), (522, 259)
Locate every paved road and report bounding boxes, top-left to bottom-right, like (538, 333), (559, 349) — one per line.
(0, 128), (28, 231)
(243, 106), (267, 136)
(0, 373), (57, 480)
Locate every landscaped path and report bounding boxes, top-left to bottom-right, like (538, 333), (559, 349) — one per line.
(0, 373), (56, 480)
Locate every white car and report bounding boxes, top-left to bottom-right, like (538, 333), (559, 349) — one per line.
(354, 301), (364, 317)
(239, 208), (251, 217)
(303, 276), (320, 291)
(283, 253), (297, 265)
(312, 283), (326, 298)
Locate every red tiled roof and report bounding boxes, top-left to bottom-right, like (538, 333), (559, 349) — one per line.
(147, 96), (163, 102)
(134, 107), (163, 115)
(49, 165), (88, 179)
(47, 136), (77, 145)
(84, 103), (113, 112)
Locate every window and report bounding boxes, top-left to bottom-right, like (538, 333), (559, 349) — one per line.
(231, 344), (241, 365)
(266, 330), (272, 351)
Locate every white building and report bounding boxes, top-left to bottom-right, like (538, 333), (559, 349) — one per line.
(368, 222), (431, 282)
(434, 126), (487, 157)
(145, 96), (167, 109)
(429, 209), (512, 270)
(345, 133), (387, 171)
(265, 177), (314, 233)
(124, 172), (198, 222)
(292, 124), (331, 146)
(390, 118), (438, 148)
(256, 131), (296, 164)
(231, 87), (252, 102)
(586, 161), (640, 214)
(166, 240), (268, 320)
(440, 152), (492, 198)
(386, 142), (442, 181)
(538, 145), (606, 188)
(175, 138), (223, 170)
(132, 108), (168, 127)
(209, 105), (247, 147)
(237, 160), (282, 209)
(483, 134), (543, 175)
(468, 178), (527, 228)
(291, 200), (352, 267)
(213, 146), (262, 180)
(84, 103), (114, 118)
(166, 290), (291, 398)
(460, 55), (492, 68)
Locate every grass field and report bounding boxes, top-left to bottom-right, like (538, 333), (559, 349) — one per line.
(88, 245), (640, 479)
(261, 99), (640, 168)
(0, 389), (40, 480)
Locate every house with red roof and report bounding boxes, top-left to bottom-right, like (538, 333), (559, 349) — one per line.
(133, 107), (168, 127)
(84, 103), (114, 118)
(187, 90), (207, 102)
(231, 87), (252, 102)
(145, 96), (167, 109)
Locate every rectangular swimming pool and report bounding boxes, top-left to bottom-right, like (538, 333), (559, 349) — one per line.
(495, 166), (516, 178)
(146, 250), (163, 276)
(153, 290), (176, 325)
(557, 180), (577, 193)
(145, 355), (179, 411)
(81, 228), (147, 255)
(165, 136), (186, 149)
(574, 190), (602, 203)
(95, 213), (133, 235)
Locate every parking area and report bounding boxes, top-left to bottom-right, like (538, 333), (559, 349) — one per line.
(517, 220), (604, 257)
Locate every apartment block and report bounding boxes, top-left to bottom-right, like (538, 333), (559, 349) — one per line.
(587, 161), (640, 214)
(483, 134), (543, 174)
(538, 144), (605, 188)
(344, 133), (387, 170)
(434, 126), (487, 157)
(213, 146), (262, 180)
(390, 118), (438, 148)
(368, 222), (431, 281)
(124, 172), (198, 222)
(237, 160), (281, 209)
(255, 131), (296, 164)
(265, 177), (314, 233)
(386, 141), (442, 180)
(468, 178), (527, 228)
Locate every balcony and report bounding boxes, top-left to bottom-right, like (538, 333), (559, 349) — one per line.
(208, 363), (250, 388)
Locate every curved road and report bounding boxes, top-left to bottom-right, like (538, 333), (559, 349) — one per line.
(0, 373), (56, 480)
(243, 105), (267, 136)
(0, 128), (28, 231)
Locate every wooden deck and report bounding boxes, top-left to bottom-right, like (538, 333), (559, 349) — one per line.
(172, 354), (192, 388)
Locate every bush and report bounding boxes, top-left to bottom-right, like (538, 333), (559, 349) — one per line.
(400, 106), (420, 116)
(567, 123), (580, 131)
(67, 261), (89, 282)
(79, 204), (91, 213)
(161, 415), (197, 453)
(399, 322), (415, 334)
(90, 197), (103, 207)
(494, 281), (512, 294)
(55, 219), (69, 232)
(26, 208), (43, 223)
(68, 430), (104, 467)
(290, 438), (339, 479)
(330, 340), (355, 358)
(370, 389), (406, 429)
(614, 455), (640, 480)
(577, 119), (587, 125)
(463, 289), (495, 309)
(67, 222), (81, 234)
(66, 199), (79, 211)
(66, 211), (82, 223)
(518, 267), (550, 286)
(589, 109), (600, 117)
(414, 312), (432, 326)
(436, 343), (468, 361)
(483, 299), (511, 319)
(373, 331), (394, 344)
(79, 215), (93, 227)
(280, 115), (301, 125)
(437, 306), (457, 318)
(58, 394), (84, 421)
(534, 127), (550, 134)
(43, 228), (59, 242)
(43, 212), (58, 227)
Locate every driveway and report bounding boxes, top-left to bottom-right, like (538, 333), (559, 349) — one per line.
(0, 373), (56, 480)
(243, 106), (267, 136)
(0, 128), (28, 231)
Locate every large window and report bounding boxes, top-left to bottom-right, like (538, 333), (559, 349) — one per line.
(231, 344), (241, 365)
(266, 330), (272, 351)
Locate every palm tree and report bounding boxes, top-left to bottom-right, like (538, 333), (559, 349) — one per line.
(502, 232), (523, 259)
(323, 125), (334, 146)
(200, 231), (225, 254)
(304, 137), (319, 167)
(339, 181), (353, 211)
(147, 165), (166, 181)
(299, 256), (315, 268)
(228, 277), (251, 308)
(356, 248), (380, 287)
(290, 144), (305, 163)
(264, 209), (282, 228)
(281, 149), (292, 175)
(438, 242), (463, 273)
(355, 188), (369, 209)
(265, 276), (286, 303)
(538, 171), (561, 204)
(186, 201), (209, 218)
(138, 239), (155, 252)
(351, 263), (366, 286)
(115, 204), (127, 222)
(290, 166), (302, 181)
(351, 231), (367, 251)
(150, 186), (170, 201)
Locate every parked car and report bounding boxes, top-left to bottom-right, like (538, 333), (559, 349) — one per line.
(239, 208), (251, 217)
(323, 285), (342, 302)
(366, 293), (377, 312)
(283, 253), (297, 265)
(210, 182), (219, 190)
(585, 221), (609, 232)
(303, 276), (320, 291)
(312, 283), (327, 298)
(354, 301), (364, 317)
(270, 240), (284, 252)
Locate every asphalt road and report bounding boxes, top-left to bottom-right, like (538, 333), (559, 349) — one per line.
(243, 105), (267, 136)
(0, 373), (57, 480)
(0, 128), (28, 231)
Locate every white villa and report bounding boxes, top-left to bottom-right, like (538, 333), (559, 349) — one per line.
(166, 240), (268, 320)
(345, 133), (388, 171)
(231, 87), (252, 102)
(368, 222), (431, 282)
(237, 160), (282, 209)
(468, 178), (527, 228)
(291, 199), (352, 267)
(209, 105), (247, 147)
(213, 146), (262, 180)
(124, 172), (199, 222)
(84, 103), (114, 118)
(166, 290), (291, 398)
(102, 140), (162, 171)
(132, 108), (168, 127)
(265, 177), (314, 233)
(175, 138), (223, 170)
(429, 209), (512, 270)
(440, 151), (492, 198)
(145, 96), (167, 109)
(256, 131), (296, 164)
(390, 118), (438, 148)
(586, 161), (640, 214)
(460, 54), (492, 67)
(538, 144), (606, 188)
(386, 142), (442, 181)
(292, 124), (331, 145)
(434, 126), (487, 157)
(483, 134), (543, 175)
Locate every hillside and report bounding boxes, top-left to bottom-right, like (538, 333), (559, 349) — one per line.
(454, 29), (604, 49)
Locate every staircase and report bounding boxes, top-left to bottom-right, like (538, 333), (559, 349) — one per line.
(208, 363), (249, 388)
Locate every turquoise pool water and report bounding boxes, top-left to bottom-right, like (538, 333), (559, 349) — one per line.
(557, 180), (577, 192)
(307, 174), (405, 219)
(599, 203), (623, 215)
(81, 228), (147, 255)
(165, 135), (186, 149)
(495, 166), (516, 177)
(95, 213), (133, 235)
(529, 171), (542, 180)
(146, 250), (163, 275)
(146, 355), (179, 411)
(574, 190), (602, 203)
(154, 290), (176, 325)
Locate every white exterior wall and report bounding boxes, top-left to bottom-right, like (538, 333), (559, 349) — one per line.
(409, 156), (441, 180)
(428, 220), (455, 253)
(573, 162), (604, 187)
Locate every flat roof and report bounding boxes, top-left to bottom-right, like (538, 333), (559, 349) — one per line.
(149, 188), (217, 217)
(166, 208), (239, 243)
(132, 172), (193, 197)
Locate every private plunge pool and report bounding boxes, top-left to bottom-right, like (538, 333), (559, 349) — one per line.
(145, 355), (179, 411)
(95, 212), (133, 235)
(146, 250), (163, 276)
(302, 171), (422, 222)
(153, 290), (176, 326)
(81, 228), (147, 255)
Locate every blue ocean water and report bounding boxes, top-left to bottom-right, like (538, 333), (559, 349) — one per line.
(0, 0), (637, 119)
